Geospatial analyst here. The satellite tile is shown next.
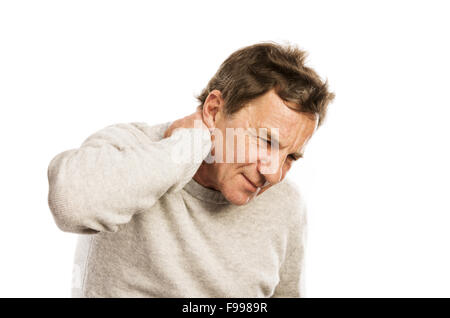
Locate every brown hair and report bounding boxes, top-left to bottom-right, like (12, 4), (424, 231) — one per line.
(195, 41), (335, 126)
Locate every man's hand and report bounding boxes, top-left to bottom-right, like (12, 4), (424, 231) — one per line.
(163, 106), (209, 138)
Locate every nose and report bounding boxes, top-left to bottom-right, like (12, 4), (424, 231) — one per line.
(256, 148), (290, 186)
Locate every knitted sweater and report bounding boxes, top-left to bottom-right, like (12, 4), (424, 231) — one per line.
(47, 120), (307, 297)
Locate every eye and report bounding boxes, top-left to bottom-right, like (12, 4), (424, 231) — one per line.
(259, 137), (271, 145)
(288, 154), (297, 161)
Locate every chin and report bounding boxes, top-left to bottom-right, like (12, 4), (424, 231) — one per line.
(221, 183), (255, 206)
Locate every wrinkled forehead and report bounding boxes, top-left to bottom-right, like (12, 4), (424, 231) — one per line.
(227, 93), (319, 144)
(252, 110), (318, 143)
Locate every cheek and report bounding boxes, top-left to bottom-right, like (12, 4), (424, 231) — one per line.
(217, 162), (244, 183)
(227, 131), (258, 164)
(248, 135), (260, 163)
(221, 132), (242, 163)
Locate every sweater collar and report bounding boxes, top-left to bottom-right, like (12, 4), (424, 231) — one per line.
(183, 178), (230, 205)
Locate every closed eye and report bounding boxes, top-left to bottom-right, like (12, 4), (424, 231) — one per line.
(259, 137), (299, 161)
(259, 137), (271, 145)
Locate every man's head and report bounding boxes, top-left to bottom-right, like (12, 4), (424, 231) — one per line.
(193, 42), (335, 205)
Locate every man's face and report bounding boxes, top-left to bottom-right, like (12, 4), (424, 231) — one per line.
(197, 88), (318, 205)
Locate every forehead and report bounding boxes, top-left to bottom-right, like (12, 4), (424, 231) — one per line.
(242, 89), (318, 145)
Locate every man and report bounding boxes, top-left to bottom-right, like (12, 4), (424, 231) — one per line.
(47, 41), (335, 297)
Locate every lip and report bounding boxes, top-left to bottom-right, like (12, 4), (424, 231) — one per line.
(242, 174), (258, 192)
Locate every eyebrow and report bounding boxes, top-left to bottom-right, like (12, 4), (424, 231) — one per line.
(259, 128), (304, 160)
(289, 152), (304, 160)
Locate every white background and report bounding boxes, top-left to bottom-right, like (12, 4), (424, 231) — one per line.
(1, 0), (449, 297)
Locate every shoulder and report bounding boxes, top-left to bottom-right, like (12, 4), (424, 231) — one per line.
(266, 177), (307, 225)
(275, 177), (302, 198)
(270, 177), (304, 207)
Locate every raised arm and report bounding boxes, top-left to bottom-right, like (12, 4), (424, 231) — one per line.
(47, 119), (211, 234)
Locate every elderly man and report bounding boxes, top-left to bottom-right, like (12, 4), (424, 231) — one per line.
(47, 42), (335, 298)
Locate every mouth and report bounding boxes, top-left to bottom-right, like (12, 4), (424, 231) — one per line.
(242, 174), (258, 192)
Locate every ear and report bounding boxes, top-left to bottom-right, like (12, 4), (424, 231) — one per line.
(202, 89), (224, 129)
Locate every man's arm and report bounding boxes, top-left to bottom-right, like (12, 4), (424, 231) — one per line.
(47, 121), (211, 234)
(271, 186), (308, 298)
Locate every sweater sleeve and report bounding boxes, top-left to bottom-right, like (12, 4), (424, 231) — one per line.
(47, 122), (212, 234)
(271, 186), (308, 298)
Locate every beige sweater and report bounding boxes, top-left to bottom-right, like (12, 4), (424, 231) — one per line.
(47, 120), (307, 297)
